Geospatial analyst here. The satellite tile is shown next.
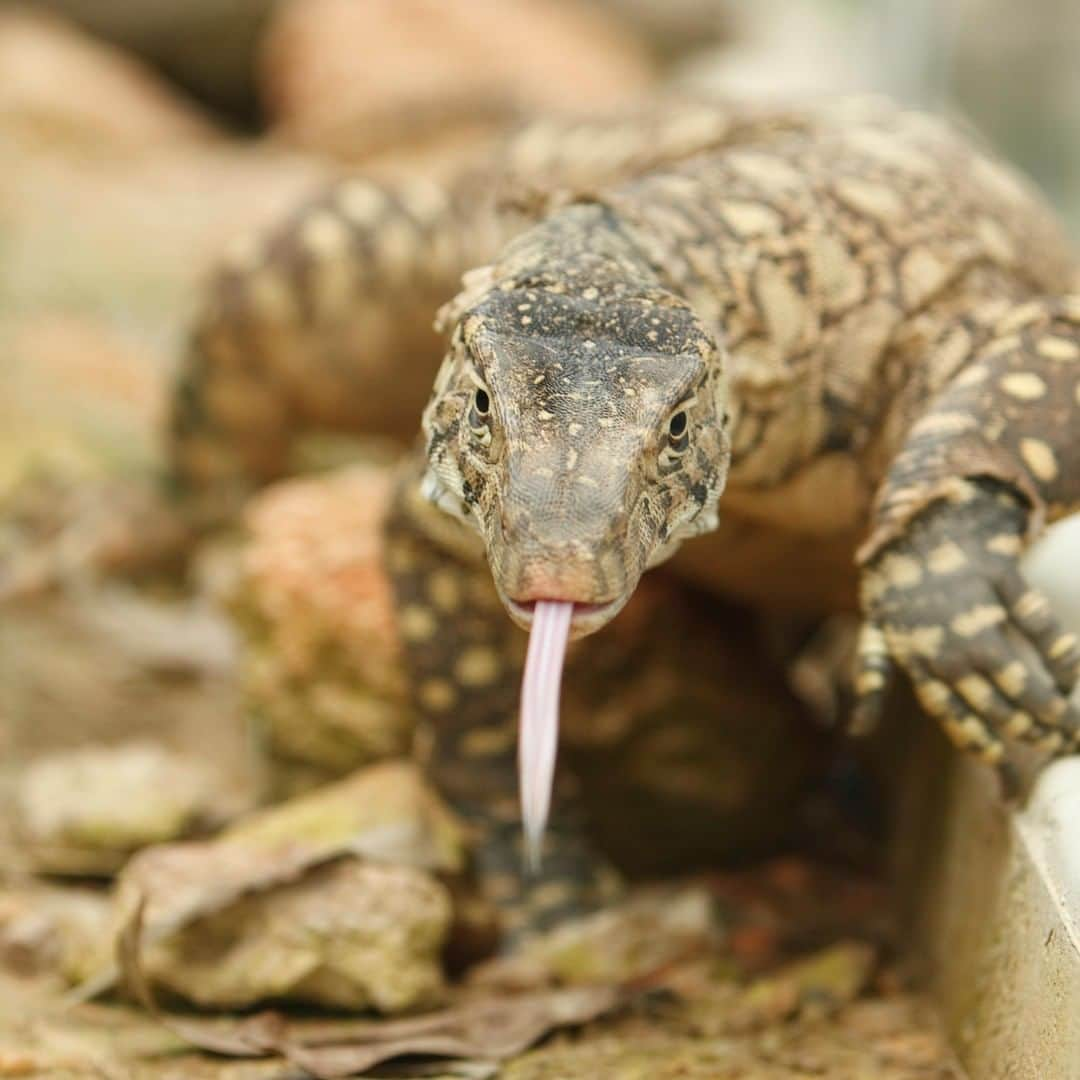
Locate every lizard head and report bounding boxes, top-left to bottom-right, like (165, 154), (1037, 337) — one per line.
(421, 265), (730, 640)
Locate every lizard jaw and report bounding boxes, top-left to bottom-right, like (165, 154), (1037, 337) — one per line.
(504, 596), (626, 639)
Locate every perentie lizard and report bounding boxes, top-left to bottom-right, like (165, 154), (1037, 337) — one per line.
(172, 97), (1080, 940)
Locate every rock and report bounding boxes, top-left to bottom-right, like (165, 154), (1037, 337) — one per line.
(0, 8), (218, 152)
(0, 46), (331, 591)
(132, 859), (452, 1012)
(30, 0), (277, 123)
(501, 994), (960, 1078)
(233, 465), (413, 794)
(97, 762), (466, 1010)
(0, 883), (111, 982)
(473, 884), (720, 989)
(0, 316), (165, 501)
(259, 0), (657, 164)
(16, 741), (228, 875)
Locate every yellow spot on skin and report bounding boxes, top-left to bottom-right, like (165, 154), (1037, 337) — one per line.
(1013, 590), (1050, 621)
(995, 661), (1028, 698)
(1006, 712), (1033, 737)
(953, 365), (989, 388)
(1019, 438), (1059, 483)
(1039, 732), (1065, 754)
(981, 335), (1020, 361)
(958, 715), (991, 748)
(1049, 633), (1079, 661)
(397, 178), (447, 224)
(856, 670), (886, 696)
(245, 269), (297, 323)
(338, 180), (386, 226)
(918, 680), (952, 716)
(460, 726), (513, 757)
(997, 301), (1047, 335)
(881, 553), (924, 588)
(302, 211), (354, 315)
(859, 569), (886, 606)
(986, 533), (1022, 557)
(1037, 336), (1080, 361)
(301, 210), (350, 257)
(976, 216), (1014, 262)
(399, 605), (437, 643)
(428, 570), (461, 612)
(911, 411), (978, 438)
(418, 678), (456, 712)
(951, 604), (1007, 638)
(896, 625), (945, 660)
(999, 372), (1047, 400)
(899, 247), (949, 307)
(455, 646), (501, 688)
(927, 542), (967, 575)
(719, 200), (783, 238)
(835, 177), (906, 222)
(957, 675), (994, 711)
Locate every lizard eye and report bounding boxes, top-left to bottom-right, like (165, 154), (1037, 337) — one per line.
(659, 408), (690, 471)
(468, 383), (493, 447)
(666, 410), (690, 453)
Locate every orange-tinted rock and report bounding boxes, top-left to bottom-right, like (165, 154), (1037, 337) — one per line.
(259, 0), (657, 163)
(0, 8), (217, 152)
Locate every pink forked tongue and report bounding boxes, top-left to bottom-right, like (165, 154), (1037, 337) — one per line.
(518, 600), (574, 871)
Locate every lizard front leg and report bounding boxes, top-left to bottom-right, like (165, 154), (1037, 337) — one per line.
(383, 465), (620, 944)
(856, 297), (1080, 777)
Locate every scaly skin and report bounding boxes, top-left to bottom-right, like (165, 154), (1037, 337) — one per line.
(170, 98), (1080, 939)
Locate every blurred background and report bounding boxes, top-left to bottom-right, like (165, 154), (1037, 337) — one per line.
(3, 0), (1080, 507)
(3, 0), (1080, 505)
(0, 2), (1077, 1069)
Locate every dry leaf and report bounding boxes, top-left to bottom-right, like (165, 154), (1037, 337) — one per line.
(119, 895), (625, 1076)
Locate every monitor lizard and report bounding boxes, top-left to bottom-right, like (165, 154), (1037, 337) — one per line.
(170, 96), (1080, 941)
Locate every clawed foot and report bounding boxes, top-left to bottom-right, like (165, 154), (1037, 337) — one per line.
(854, 480), (1080, 785)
